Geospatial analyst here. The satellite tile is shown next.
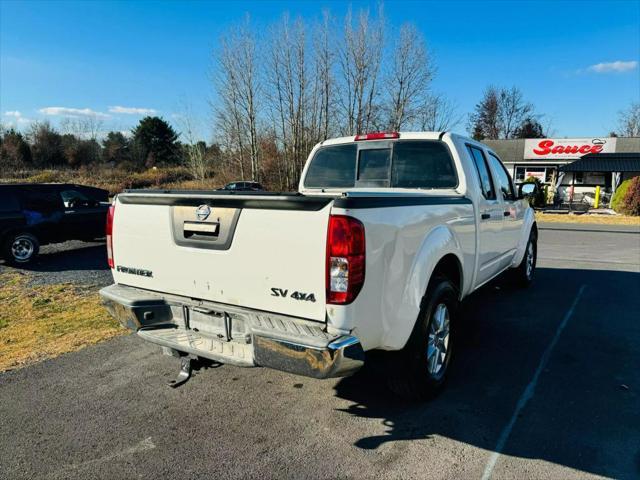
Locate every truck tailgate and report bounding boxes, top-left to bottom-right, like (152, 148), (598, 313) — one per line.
(111, 193), (332, 322)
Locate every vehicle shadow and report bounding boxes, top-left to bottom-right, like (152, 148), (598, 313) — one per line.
(0, 243), (109, 272)
(333, 267), (640, 479)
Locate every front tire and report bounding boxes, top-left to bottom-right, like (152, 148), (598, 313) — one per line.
(513, 230), (537, 288)
(3, 232), (40, 265)
(386, 277), (458, 400)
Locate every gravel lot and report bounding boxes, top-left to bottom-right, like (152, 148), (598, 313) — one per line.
(0, 240), (113, 288)
(0, 224), (639, 479)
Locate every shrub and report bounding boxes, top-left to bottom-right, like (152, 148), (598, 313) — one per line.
(523, 176), (546, 208)
(26, 170), (65, 183)
(622, 176), (640, 216)
(611, 177), (634, 214)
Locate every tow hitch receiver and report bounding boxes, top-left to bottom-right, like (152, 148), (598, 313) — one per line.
(169, 356), (193, 388)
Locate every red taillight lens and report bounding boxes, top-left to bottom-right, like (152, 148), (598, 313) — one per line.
(326, 215), (365, 304)
(354, 132), (399, 141)
(106, 204), (115, 269)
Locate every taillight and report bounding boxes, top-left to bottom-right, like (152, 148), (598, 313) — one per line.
(354, 132), (399, 141)
(106, 203), (115, 269)
(326, 215), (365, 304)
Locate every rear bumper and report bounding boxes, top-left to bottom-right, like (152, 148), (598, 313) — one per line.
(99, 284), (364, 379)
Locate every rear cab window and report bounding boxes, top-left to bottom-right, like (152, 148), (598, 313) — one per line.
(303, 140), (457, 190)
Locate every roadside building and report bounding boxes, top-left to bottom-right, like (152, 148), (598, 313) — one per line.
(484, 137), (640, 204)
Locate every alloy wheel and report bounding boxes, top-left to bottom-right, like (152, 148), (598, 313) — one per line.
(427, 303), (450, 377)
(11, 238), (34, 261)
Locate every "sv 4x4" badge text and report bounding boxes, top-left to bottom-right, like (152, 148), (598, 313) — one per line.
(270, 288), (316, 303)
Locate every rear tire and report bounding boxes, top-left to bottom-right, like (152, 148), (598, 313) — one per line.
(3, 232), (40, 265)
(513, 230), (537, 288)
(386, 277), (458, 401)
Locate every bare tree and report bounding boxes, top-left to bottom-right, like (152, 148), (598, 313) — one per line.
(60, 115), (104, 140)
(339, 6), (385, 135)
(176, 102), (210, 181)
(208, 7), (460, 188)
(498, 86), (534, 139)
(309, 10), (335, 143)
(213, 16), (261, 181)
(469, 86), (501, 140)
(266, 14), (308, 188)
(469, 85), (538, 140)
(386, 24), (434, 131)
(617, 102), (640, 137)
(417, 93), (460, 131)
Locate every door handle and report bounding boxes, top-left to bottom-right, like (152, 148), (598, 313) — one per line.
(504, 211), (511, 217)
(481, 213), (491, 220)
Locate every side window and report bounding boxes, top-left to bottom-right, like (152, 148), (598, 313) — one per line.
(22, 188), (60, 214)
(60, 189), (93, 209)
(467, 146), (496, 200)
(488, 153), (516, 201)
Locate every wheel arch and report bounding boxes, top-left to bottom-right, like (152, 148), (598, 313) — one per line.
(511, 208), (537, 267)
(382, 225), (465, 350)
(425, 254), (463, 301)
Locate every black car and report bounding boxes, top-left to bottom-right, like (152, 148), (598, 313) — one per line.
(221, 181), (264, 191)
(0, 183), (109, 265)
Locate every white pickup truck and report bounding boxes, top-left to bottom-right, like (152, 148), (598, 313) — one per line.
(100, 132), (538, 398)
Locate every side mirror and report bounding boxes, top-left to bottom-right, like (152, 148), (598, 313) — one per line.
(519, 182), (537, 199)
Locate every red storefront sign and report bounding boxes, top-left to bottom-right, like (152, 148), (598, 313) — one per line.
(524, 137), (616, 160)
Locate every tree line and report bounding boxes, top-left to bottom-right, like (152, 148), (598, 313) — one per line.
(0, 116), (221, 177)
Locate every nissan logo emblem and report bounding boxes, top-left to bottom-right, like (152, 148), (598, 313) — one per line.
(196, 204), (211, 221)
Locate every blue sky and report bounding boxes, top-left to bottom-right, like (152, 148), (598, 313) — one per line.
(1, 0), (639, 141)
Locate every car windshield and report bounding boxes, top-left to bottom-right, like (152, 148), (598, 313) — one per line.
(303, 140), (457, 189)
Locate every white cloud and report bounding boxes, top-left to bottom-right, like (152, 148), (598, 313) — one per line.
(108, 105), (157, 115)
(3, 110), (31, 125)
(39, 107), (110, 119)
(586, 60), (638, 73)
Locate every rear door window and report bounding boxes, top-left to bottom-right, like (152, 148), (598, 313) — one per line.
(22, 188), (61, 213)
(488, 153), (515, 201)
(467, 146), (496, 200)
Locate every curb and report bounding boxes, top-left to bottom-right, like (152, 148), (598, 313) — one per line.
(538, 222), (640, 234)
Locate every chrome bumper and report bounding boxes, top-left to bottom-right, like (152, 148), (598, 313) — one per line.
(99, 284), (364, 379)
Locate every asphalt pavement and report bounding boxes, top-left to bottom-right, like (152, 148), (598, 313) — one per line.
(1, 227), (639, 479)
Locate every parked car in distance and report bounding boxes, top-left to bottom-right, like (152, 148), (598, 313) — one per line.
(0, 183), (109, 265)
(101, 131), (538, 399)
(220, 181), (264, 191)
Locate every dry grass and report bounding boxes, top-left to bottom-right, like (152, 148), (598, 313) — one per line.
(0, 273), (126, 372)
(2, 167), (221, 197)
(536, 212), (640, 226)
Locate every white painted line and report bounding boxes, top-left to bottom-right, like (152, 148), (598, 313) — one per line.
(481, 284), (586, 480)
